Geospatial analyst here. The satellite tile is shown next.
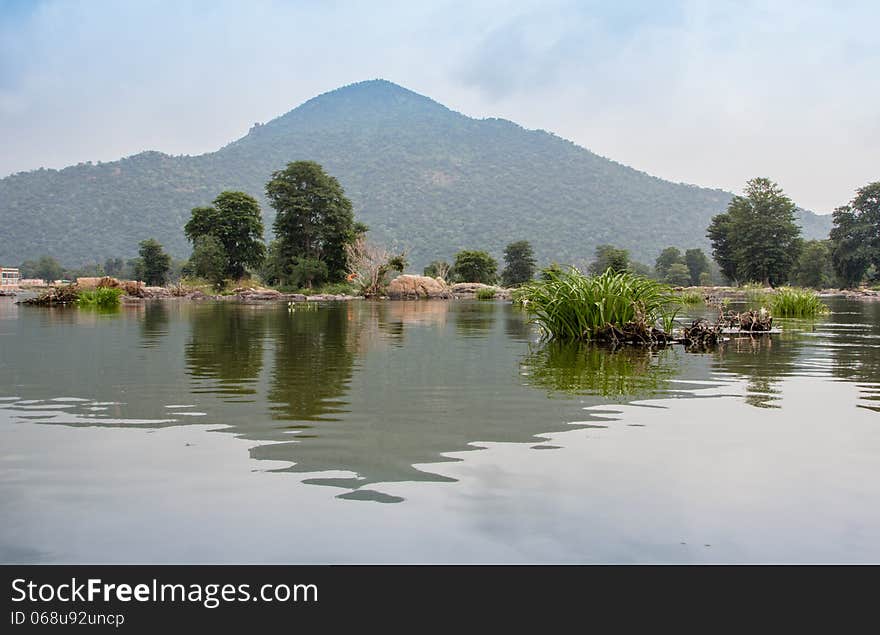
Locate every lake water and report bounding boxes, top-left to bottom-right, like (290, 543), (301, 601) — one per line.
(1, 296), (879, 563)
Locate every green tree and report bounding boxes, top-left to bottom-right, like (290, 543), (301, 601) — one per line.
(19, 255), (63, 282)
(684, 248), (711, 286)
(387, 253), (408, 273)
(707, 213), (737, 282)
(185, 191), (265, 280)
(589, 244), (629, 275)
(628, 261), (654, 278)
(707, 177), (802, 286)
(138, 238), (171, 286)
(265, 161), (356, 288)
(829, 182), (880, 288)
(791, 239), (833, 289)
(664, 263), (692, 286)
(501, 240), (537, 287)
(453, 250), (498, 284)
(188, 235), (227, 289)
(654, 247), (684, 280)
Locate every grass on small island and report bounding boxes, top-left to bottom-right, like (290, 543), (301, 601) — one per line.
(770, 287), (829, 317)
(76, 287), (123, 308)
(674, 290), (704, 305)
(275, 281), (357, 296)
(514, 267), (677, 341)
(476, 287), (497, 300)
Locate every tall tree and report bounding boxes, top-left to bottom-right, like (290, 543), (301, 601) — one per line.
(501, 240), (537, 287)
(453, 250), (498, 284)
(185, 191), (265, 279)
(684, 248), (711, 286)
(707, 213), (737, 282)
(707, 178), (802, 286)
(138, 239), (171, 286)
(265, 161), (356, 288)
(589, 244), (629, 275)
(829, 182), (880, 288)
(654, 247), (684, 280)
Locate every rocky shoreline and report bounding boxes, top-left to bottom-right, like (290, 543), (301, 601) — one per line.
(10, 276), (880, 306)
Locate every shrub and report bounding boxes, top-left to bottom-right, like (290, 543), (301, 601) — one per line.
(476, 287), (497, 300)
(76, 287), (123, 308)
(514, 267), (677, 340)
(770, 287), (829, 317)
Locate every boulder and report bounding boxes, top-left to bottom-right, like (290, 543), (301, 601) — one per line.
(142, 286), (172, 298)
(387, 275), (451, 299)
(75, 277), (103, 290)
(237, 289), (283, 301)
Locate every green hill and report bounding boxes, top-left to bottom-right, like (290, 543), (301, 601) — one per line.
(0, 79), (831, 270)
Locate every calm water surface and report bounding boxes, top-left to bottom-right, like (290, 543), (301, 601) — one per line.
(1, 296), (879, 563)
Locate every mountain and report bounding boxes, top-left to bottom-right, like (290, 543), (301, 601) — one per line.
(0, 79), (831, 270)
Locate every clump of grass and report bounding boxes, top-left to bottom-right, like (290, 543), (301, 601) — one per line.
(674, 290), (704, 305)
(514, 267), (677, 341)
(76, 287), (123, 308)
(276, 282), (356, 296)
(770, 287), (829, 317)
(476, 287), (497, 300)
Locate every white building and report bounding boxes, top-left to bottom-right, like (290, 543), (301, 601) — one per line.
(1, 267), (21, 290)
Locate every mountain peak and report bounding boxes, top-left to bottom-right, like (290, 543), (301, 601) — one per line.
(257, 79), (452, 132)
(314, 78), (433, 102)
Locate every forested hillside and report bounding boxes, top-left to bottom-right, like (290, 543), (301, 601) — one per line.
(0, 79), (831, 269)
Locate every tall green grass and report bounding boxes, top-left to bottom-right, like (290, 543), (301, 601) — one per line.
(475, 287), (497, 300)
(514, 267), (677, 340)
(770, 287), (829, 317)
(76, 287), (123, 308)
(674, 290), (704, 305)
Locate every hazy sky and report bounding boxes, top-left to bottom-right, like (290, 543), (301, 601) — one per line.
(1, 0), (877, 213)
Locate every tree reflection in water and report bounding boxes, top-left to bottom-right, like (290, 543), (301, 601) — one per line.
(185, 303), (267, 401)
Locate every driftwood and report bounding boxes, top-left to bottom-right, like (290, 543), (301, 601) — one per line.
(593, 320), (674, 346)
(680, 318), (723, 347)
(719, 309), (772, 332)
(20, 285), (80, 306)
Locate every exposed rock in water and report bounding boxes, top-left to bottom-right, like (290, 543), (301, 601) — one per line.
(236, 289), (283, 302)
(387, 275), (451, 299)
(450, 282), (512, 299)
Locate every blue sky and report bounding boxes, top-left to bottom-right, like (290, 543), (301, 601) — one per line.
(1, 0), (877, 212)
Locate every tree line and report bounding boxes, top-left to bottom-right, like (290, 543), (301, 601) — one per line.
(16, 163), (879, 292)
(707, 177), (880, 289)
